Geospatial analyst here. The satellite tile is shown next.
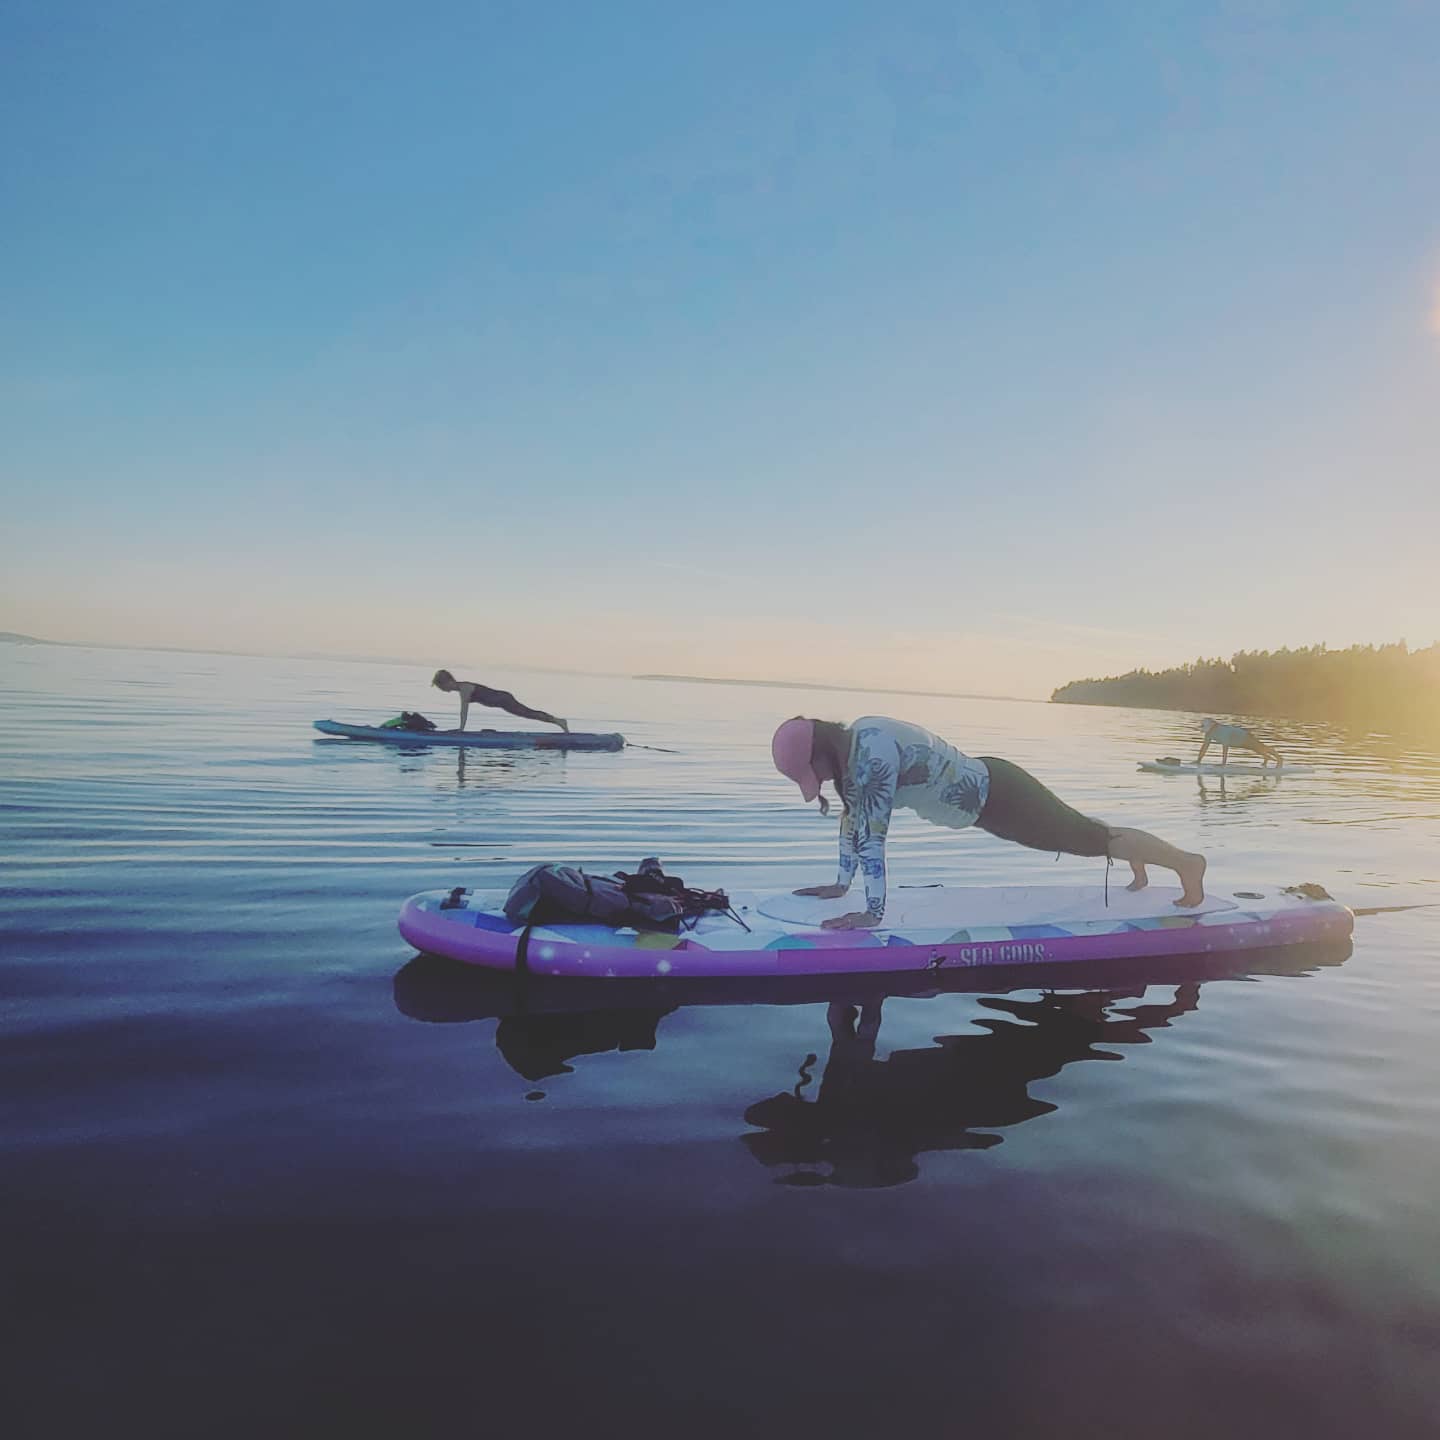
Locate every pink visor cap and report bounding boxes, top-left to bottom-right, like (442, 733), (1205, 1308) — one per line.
(772, 717), (821, 802)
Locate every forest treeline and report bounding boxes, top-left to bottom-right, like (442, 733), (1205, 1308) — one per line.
(1051, 641), (1440, 739)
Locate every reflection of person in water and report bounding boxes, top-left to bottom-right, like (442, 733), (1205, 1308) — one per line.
(1195, 772), (1284, 806)
(393, 944), (1347, 1181)
(493, 1008), (676, 1082)
(744, 986), (1201, 1188)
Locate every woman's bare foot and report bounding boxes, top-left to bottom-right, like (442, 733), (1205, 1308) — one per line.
(558, 718), (570, 733)
(1174, 852), (1207, 907)
(1126, 862), (1149, 893)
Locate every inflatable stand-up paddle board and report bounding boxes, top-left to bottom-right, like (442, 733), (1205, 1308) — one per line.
(314, 720), (625, 751)
(1139, 757), (1313, 776)
(398, 881), (1353, 979)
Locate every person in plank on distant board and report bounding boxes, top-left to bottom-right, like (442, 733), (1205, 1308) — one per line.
(431, 670), (568, 732)
(1196, 718), (1282, 768)
(772, 715), (1207, 930)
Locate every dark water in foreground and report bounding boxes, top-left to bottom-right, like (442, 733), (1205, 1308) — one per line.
(4, 646), (1439, 1437)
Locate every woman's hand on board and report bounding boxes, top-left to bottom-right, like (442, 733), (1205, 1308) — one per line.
(793, 883), (847, 898)
(820, 911), (882, 931)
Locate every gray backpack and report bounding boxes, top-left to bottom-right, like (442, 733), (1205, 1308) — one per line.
(503, 864), (689, 930)
(503, 857), (746, 934)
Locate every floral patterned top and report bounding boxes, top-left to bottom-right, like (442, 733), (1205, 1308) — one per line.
(836, 717), (991, 921)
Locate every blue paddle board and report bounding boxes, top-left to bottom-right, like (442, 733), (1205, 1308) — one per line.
(314, 720), (625, 751)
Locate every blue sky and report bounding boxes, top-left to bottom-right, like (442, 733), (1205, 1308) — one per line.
(3, 1), (1437, 695)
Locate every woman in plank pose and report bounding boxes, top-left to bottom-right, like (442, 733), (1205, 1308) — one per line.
(772, 715), (1206, 931)
(431, 669), (568, 732)
(1196, 718), (1282, 768)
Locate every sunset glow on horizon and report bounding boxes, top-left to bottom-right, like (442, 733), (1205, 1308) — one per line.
(3, 4), (1438, 698)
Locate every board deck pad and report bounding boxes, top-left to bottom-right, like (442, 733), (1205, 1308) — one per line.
(758, 885), (1238, 929)
(1139, 758), (1313, 776)
(399, 881), (1353, 979)
(314, 719), (624, 750)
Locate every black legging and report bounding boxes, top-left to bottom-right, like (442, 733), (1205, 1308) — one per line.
(975, 757), (1110, 857)
(464, 683), (561, 727)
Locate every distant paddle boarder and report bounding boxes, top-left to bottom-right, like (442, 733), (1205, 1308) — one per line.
(772, 715), (1207, 930)
(1196, 718), (1282, 768)
(431, 670), (569, 732)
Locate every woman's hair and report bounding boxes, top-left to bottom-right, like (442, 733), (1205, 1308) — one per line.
(432, 669), (454, 687)
(810, 719), (850, 816)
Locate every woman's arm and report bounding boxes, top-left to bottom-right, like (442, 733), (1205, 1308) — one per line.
(791, 794), (858, 899)
(836, 805), (859, 893)
(823, 727), (899, 927)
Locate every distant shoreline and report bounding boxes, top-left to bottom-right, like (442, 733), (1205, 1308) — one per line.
(0, 633), (621, 679)
(635, 673), (1033, 703)
(3, 636), (1026, 702)
(1051, 641), (1439, 741)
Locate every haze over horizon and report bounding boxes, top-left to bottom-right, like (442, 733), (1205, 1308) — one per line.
(4, 3), (1438, 700)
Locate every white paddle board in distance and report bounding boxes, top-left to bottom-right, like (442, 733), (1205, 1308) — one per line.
(1139, 758), (1312, 776)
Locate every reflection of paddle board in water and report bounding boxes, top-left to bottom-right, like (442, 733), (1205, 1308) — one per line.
(313, 720), (625, 750)
(398, 882), (1353, 979)
(393, 937), (1354, 1024)
(1139, 757), (1313, 776)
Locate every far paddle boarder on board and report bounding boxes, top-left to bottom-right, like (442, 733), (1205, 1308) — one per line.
(431, 669), (569, 733)
(1196, 718), (1283, 769)
(772, 716), (1207, 930)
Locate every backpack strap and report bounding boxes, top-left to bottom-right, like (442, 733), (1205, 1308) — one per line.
(514, 922), (535, 975)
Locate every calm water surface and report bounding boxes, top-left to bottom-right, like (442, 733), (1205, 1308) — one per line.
(4, 645), (1439, 1436)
